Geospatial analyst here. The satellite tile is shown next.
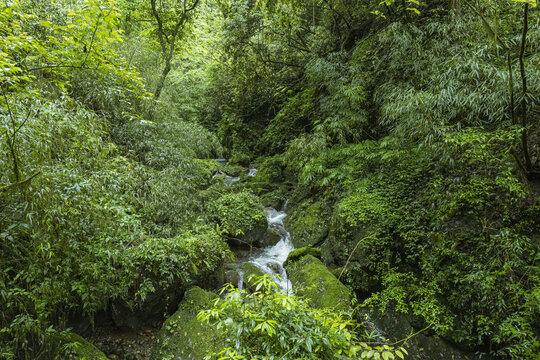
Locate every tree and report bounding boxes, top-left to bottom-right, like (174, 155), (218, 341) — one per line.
(149, 0), (200, 100)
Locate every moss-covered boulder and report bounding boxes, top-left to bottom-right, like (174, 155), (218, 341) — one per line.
(284, 247), (322, 266)
(60, 332), (108, 360)
(285, 200), (329, 248)
(241, 262), (265, 291)
(259, 187), (287, 210)
(208, 191), (268, 248)
(150, 287), (221, 360)
(367, 309), (476, 360)
(285, 255), (352, 313)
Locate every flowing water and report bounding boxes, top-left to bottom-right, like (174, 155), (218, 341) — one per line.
(238, 202), (294, 293)
(213, 164), (294, 292)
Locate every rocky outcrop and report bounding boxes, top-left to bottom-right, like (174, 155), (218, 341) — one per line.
(285, 200), (329, 248)
(285, 254), (352, 313)
(150, 287), (221, 360)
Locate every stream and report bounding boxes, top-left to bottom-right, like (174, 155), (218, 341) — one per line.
(237, 203), (294, 293)
(213, 164), (294, 293)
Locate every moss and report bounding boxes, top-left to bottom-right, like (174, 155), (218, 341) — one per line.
(150, 287), (221, 360)
(194, 159), (220, 176)
(285, 200), (329, 248)
(220, 163), (244, 176)
(242, 262), (265, 291)
(284, 247), (322, 266)
(60, 332), (108, 360)
(259, 187), (287, 209)
(285, 255), (352, 313)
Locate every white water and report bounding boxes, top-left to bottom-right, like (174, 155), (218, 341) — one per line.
(214, 165), (294, 292)
(212, 170), (240, 185)
(238, 202), (294, 293)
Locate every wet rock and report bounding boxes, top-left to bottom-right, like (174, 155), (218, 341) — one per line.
(150, 287), (222, 360)
(258, 229), (281, 247)
(241, 262), (265, 292)
(225, 269), (240, 286)
(285, 254), (352, 313)
(266, 261), (281, 274)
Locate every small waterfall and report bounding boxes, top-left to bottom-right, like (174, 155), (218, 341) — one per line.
(248, 168), (258, 177)
(239, 202), (294, 293)
(212, 170), (240, 185)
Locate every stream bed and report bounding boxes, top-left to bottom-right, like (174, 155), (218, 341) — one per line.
(236, 203), (294, 293)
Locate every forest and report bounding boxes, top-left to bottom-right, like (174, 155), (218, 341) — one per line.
(0, 0), (539, 359)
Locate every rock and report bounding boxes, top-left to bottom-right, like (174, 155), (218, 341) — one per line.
(150, 287), (222, 360)
(259, 188), (287, 210)
(225, 269), (240, 286)
(266, 261), (281, 274)
(111, 284), (183, 330)
(241, 262), (265, 292)
(238, 221), (268, 247)
(285, 200), (329, 248)
(258, 229), (281, 247)
(284, 246), (322, 266)
(58, 332), (109, 360)
(285, 255), (352, 313)
(367, 309), (476, 360)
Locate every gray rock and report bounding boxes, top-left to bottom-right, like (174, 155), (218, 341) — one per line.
(225, 269), (240, 286)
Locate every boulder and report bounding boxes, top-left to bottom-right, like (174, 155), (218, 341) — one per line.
(258, 229), (282, 247)
(285, 254), (352, 313)
(259, 187), (287, 210)
(225, 269), (240, 287)
(285, 201), (329, 248)
(59, 332), (108, 360)
(241, 262), (265, 292)
(229, 217), (268, 248)
(367, 309), (477, 360)
(111, 284), (184, 330)
(284, 246), (322, 266)
(150, 287), (221, 360)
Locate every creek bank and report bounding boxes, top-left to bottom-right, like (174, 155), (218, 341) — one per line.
(87, 325), (160, 360)
(283, 193), (481, 360)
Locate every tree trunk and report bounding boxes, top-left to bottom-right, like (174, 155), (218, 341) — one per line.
(518, 3), (532, 173)
(154, 57), (171, 101)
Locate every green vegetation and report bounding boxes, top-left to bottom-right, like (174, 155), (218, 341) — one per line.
(1, 0), (539, 359)
(151, 287), (221, 360)
(198, 275), (408, 360)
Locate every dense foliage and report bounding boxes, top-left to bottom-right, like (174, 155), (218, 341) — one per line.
(0, 0), (229, 358)
(185, 0), (539, 359)
(198, 275), (408, 360)
(1, 0), (539, 359)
